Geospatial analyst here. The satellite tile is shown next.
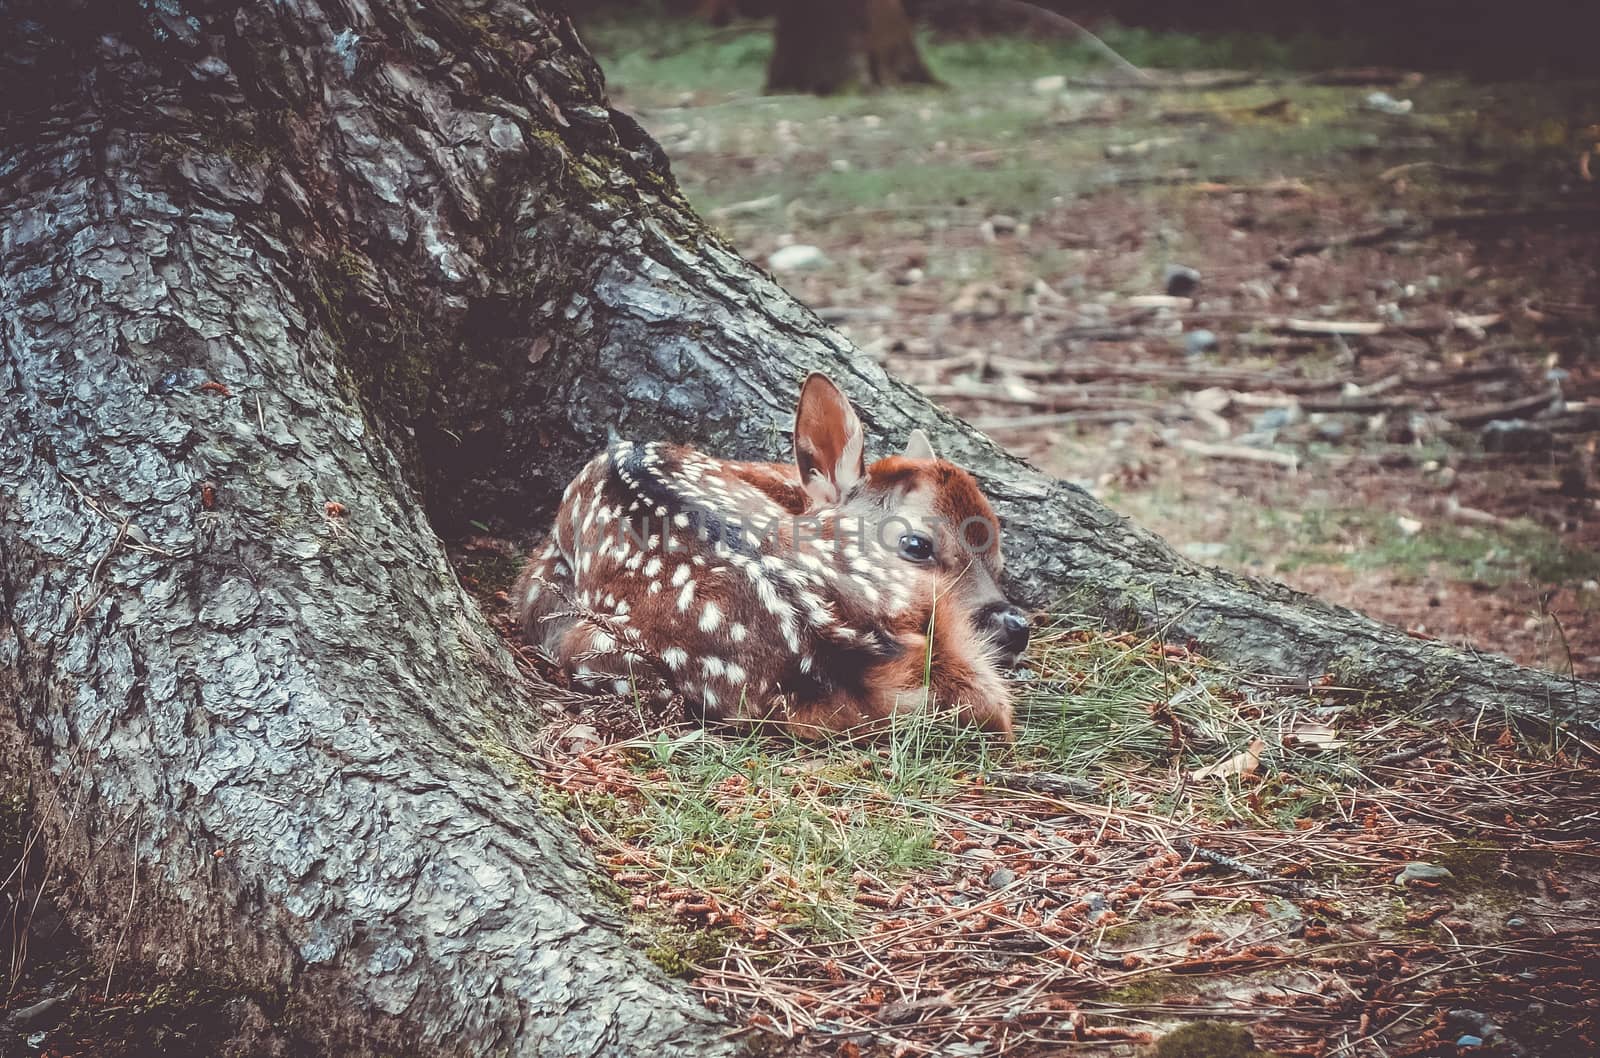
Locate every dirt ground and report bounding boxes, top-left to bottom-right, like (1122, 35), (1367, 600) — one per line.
(589, 17), (1600, 679)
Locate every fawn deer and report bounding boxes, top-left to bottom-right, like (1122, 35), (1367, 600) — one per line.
(514, 374), (1029, 738)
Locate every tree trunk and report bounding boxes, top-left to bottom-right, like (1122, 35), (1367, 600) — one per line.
(765, 0), (938, 95)
(0, 2), (738, 1055)
(0, 0), (1593, 1054)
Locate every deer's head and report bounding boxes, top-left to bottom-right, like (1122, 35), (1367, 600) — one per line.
(792, 373), (1032, 668)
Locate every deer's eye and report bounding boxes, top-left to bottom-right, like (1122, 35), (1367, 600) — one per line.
(897, 532), (935, 563)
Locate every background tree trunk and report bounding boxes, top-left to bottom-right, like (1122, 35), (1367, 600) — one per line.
(0, 0), (1593, 1055)
(765, 0), (938, 95)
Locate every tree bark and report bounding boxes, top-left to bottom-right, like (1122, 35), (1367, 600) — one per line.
(0, 0), (1593, 1055)
(0, 2), (739, 1055)
(765, 0), (939, 95)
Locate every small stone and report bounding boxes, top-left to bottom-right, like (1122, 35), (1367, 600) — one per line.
(1252, 405), (1301, 432)
(987, 213), (1019, 235)
(1164, 264), (1202, 297)
(1447, 1010), (1500, 1038)
(1396, 862), (1453, 885)
(1032, 74), (1066, 95)
(1315, 420), (1347, 442)
(987, 867), (1017, 890)
(830, 158), (852, 173)
(1183, 329), (1219, 356)
(7, 993), (70, 1029)
(767, 244), (828, 272)
(1505, 915), (1528, 929)
(1456, 1036), (1484, 1048)
(1396, 516), (1423, 536)
(1364, 91), (1414, 115)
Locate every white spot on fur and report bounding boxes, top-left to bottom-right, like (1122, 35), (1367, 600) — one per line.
(699, 602), (722, 633)
(755, 576), (785, 616)
(661, 647), (688, 670)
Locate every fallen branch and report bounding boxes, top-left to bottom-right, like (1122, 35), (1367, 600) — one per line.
(971, 409), (1161, 431)
(1378, 161), (1498, 184)
(1275, 318), (1387, 337)
(1069, 71), (1258, 91)
(1008, 357), (1344, 394)
(1370, 737), (1451, 768)
(1297, 394), (1418, 414)
(921, 382), (1168, 413)
(1289, 208), (1600, 258)
(986, 770), (1102, 800)
(1442, 382), (1563, 427)
(1444, 498), (1511, 529)
(1177, 438), (1299, 470)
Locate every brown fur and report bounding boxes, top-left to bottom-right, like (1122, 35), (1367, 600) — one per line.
(514, 375), (1023, 739)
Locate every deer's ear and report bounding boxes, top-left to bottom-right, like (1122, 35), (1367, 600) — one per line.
(902, 428), (937, 461)
(794, 373), (865, 506)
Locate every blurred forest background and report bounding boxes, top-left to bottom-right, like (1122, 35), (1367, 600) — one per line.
(570, 0), (1600, 677)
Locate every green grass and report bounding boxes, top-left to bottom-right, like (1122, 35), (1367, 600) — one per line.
(543, 614), (1384, 952)
(582, 16), (1387, 102)
(575, 12), (1466, 224)
(1287, 507), (1600, 587)
(1110, 484), (1600, 594)
(564, 722), (969, 939)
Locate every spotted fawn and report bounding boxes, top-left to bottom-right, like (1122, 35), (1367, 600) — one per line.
(514, 374), (1029, 738)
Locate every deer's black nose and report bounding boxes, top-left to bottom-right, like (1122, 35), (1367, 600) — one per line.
(986, 605), (1031, 660)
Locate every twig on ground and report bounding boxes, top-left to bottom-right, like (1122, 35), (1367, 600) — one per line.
(1371, 737), (1451, 768)
(1443, 381), (1563, 426)
(1177, 438), (1299, 470)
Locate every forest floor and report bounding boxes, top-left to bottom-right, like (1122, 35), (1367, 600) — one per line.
(497, 621), (1600, 1058)
(589, 16), (1600, 681)
(476, 14), (1600, 1058)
